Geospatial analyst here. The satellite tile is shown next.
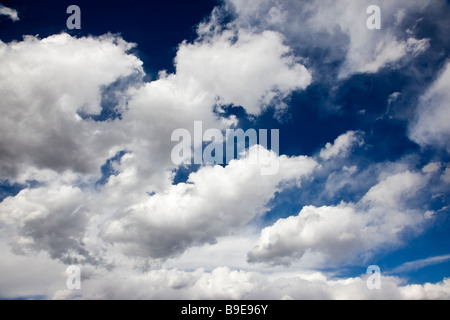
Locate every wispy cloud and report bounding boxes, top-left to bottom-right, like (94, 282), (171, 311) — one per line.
(0, 4), (19, 22)
(391, 254), (450, 274)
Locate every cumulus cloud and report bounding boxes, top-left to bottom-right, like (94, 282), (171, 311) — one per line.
(176, 29), (311, 115)
(0, 17), (315, 268)
(49, 265), (450, 300)
(89, 26), (312, 198)
(0, 4), (19, 21)
(0, 242), (65, 299)
(225, 0), (431, 78)
(0, 0), (448, 300)
(1, 241), (449, 300)
(442, 167), (450, 184)
(409, 61), (450, 151)
(101, 147), (317, 259)
(248, 170), (432, 266)
(0, 33), (143, 178)
(0, 183), (97, 265)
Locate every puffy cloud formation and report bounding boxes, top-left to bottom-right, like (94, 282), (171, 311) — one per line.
(0, 184), (92, 264)
(0, 26), (314, 267)
(0, 34), (143, 178)
(0, 0), (449, 300)
(225, 0), (431, 77)
(248, 170), (432, 266)
(176, 29), (312, 115)
(102, 147), (317, 259)
(49, 266), (450, 300)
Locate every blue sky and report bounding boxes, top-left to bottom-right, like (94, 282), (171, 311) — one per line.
(0, 0), (449, 299)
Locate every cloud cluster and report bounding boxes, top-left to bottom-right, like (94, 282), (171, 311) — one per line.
(101, 147), (317, 259)
(0, 25), (314, 268)
(225, 0), (432, 78)
(0, 0), (449, 300)
(248, 169), (435, 266)
(0, 34), (143, 179)
(176, 29), (312, 115)
(51, 266), (450, 300)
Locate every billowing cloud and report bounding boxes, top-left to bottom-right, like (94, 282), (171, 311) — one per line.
(391, 254), (450, 274)
(101, 147), (317, 259)
(0, 21), (315, 267)
(0, 34), (144, 179)
(0, 0), (448, 301)
(176, 29), (312, 115)
(248, 170), (432, 266)
(0, 183), (96, 265)
(50, 266), (450, 300)
(225, 0), (432, 78)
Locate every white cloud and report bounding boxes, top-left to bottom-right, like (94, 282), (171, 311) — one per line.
(248, 170), (431, 266)
(399, 279), (450, 300)
(319, 131), (363, 160)
(1, 240), (449, 300)
(0, 26), (315, 270)
(93, 27), (312, 198)
(226, 0), (431, 78)
(391, 254), (450, 274)
(422, 162), (441, 174)
(0, 183), (96, 265)
(101, 146), (317, 259)
(176, 29), (311, 115)
(442, 167), (450, 184)
(0, 4), (19, 21)
(0, 1), (447, 300)
(49, 265), (450, 300)
(356, 37), (429, 74)
(0, 242), (64, 299)
(362, 171), (428, 208)
(409, 62), (450, 151)
(0, 33), (144, 178)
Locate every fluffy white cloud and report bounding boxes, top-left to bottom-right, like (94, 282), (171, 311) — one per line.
(0, 23), (315, 268)
(400, 279), (450, 300)
(49, 265), (450, 300)
(409, 62), (450, 151)
(101, 147), (317, 259)
(0, 183), (96, 265)
(176, 29), (311, 115)
(1, 241), (449, 300)
(89, 26), (312, 198)
(320, 131), (363, 160)
(0, 33), (143, 178)
(248, 170), (431, 266)
(0, 243), (65, 299)
(226, 0), (431, 78)
(0, 1), (448, 300)
(0, 21), (313, 192)
(0, 4), (19, 21)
